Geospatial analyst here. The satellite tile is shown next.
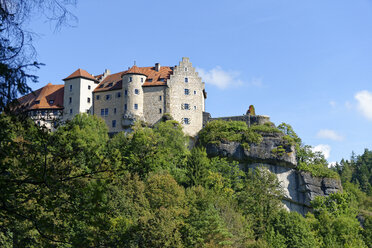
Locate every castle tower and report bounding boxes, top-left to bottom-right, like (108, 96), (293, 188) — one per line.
(62, 68), (99, 121)
(121, 65), (146, 126)
(167, 57), (206, 136)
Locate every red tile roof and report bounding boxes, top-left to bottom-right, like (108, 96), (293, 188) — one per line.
(63, 68), (98, 82)
(93, 71), (124, 93)
(15, 83), (64, 111)
(93, 65), (173, 92)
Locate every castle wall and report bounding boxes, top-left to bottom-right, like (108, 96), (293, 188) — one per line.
(167, 57), (205, 136)
(63, 78), (97, 121)
(143, 86), (166, 125)
(63, 78), (81, 121)
(122, 74), (145, 119)
(93, 89), (124, 133)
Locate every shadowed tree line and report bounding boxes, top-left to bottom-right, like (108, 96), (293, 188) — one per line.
(0, 113), (370, 247)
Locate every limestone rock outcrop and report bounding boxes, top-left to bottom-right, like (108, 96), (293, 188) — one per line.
(204, 132), (342, 215)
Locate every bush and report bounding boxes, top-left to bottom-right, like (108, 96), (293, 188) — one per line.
(297, 162), (339, 179)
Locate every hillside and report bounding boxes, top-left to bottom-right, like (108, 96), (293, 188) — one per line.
(0, 114), (370, 247)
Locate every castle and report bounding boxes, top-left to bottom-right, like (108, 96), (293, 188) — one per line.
(15, 57), (207, 136)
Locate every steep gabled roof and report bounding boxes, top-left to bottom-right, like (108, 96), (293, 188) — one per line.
(15, 83), (64, 111)
(63, 68), (98, 82)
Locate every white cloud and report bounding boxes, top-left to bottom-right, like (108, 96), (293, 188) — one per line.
(329, 101), (336, 107)
(311, 144), (331, 159)
(328, 161), (337, 168)
(316, 129), (344, 141)
(197, 66), (256, 89)
(355, 90), (372, 120)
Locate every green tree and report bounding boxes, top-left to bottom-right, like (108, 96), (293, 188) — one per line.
(238, 167), (284, 238)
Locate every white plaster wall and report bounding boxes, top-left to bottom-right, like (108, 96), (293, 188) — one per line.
(63, 77), (98, 121)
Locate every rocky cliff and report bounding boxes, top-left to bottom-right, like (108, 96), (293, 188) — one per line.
(205, 131), (342, 215)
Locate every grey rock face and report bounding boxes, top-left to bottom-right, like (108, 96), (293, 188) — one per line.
(205, 132), (297, 168)
(204, 134), (342, 215)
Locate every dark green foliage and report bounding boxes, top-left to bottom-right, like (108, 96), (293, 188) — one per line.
(268, 211), (318, 248)
(197, 120), (273, 147)
(238, 167), (284, 239)
(1, 114), (370, 247)
(335, 149), (372, 196)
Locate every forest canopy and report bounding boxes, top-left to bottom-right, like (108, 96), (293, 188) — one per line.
(0, 113), (370, 247)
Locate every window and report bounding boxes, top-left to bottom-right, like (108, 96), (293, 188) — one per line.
(141, 78), (144, 83)
(159, 95), (162, 101)
(108, 82), (113, 87)
(35, 100), (40, 104)
(69, 97), (72, 104)
(159, 78), (165, 82)
(100, 109), (109, 116)
(185, 77), (188, 83)
(184, 89), (189, 95)
(49, 100), (54, 104)
(134, 104), (138, 110)
(134, 89), (139, 95)
(185, 67), (188, 71)
(96, 95), (100, 100)
(129, 77), (132, 82)
(116, 92), (121, 98)
(184, 103), (190, 110)
(86, 109), (90, 114)
(105, 94), (111, 100)
(183, 118), (190, 125)
(87, 97), (91, 103)
(114, 108), (117, 114)
(159, 108), (162, 114)
(70, 109), (73, 115)
(112, 120), (116, 128)
(125, 90), (128, 96)
(88, 85), (91, 90)
(69, 85), (72, 91)
(124, 104), (127, 111)
(194, 90), (197, 95)
(99, 84), (104, 88)
(41, 110), (45, 116)
(194, 106), (197, 110)
(147, 79), (153, 82)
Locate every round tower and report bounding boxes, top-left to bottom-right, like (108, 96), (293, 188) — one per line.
(122, 65), (146, 126)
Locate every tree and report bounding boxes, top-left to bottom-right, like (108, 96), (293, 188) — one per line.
(237, 167), (284, 238)
(0, 0), (76, 111)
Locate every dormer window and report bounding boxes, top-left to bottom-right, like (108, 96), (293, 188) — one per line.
(108, 82), (113, 87)
(99, 84), (104, 88)
(35, 100), (40, 104)
(49, 100), (54, 104)
(159, 78), (165, 82)
(147, 79), (153, 82)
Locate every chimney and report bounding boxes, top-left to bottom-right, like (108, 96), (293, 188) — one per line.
(155, 63), (161, 72)
(104, 69), (111, 76)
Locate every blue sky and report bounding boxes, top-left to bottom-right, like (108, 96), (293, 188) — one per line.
(27, 0), (372, 163)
